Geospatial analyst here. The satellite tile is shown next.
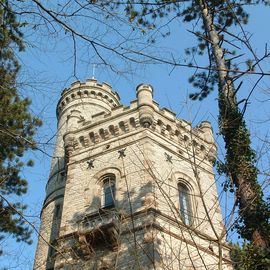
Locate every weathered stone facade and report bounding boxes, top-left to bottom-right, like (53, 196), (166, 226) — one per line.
(34, 79), (232, 270)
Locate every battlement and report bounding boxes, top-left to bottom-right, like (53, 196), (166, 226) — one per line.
(62, 103), (216, 169)
(58, 80), (216, 158)
(57, 79), (121, 118)
(55, 79), (216, 164)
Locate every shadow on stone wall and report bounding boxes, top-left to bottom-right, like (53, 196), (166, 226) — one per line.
(62, 179), (161, 270)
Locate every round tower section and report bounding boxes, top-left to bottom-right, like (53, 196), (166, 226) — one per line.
(34, 79), (121, 269)
(57, 79), (120, 120)
(49, 79), (121, 181)
(46, 79), (121, 200)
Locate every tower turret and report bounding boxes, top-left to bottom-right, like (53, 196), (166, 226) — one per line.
(52, 79), (120, 175)
(136, 83), (154, 127)
(48, 79), (120, 188)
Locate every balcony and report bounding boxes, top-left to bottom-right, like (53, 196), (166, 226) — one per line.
(77, 209), (121, 258)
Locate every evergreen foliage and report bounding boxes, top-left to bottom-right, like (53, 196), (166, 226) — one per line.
(231, 242), (270, 270)
(0, 0), (41, 254)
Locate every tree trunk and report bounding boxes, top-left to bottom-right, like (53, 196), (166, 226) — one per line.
(198, 0), (267, 248)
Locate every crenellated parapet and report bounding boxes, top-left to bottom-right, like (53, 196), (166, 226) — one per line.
(62, 115), (141, 156)
(61, 92), (216, 166)
(57, 79), (121, 119)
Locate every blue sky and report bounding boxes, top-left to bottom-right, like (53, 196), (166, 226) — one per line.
(1, 3), (270, 269)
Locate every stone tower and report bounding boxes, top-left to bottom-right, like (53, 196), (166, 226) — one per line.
(34, 79), (232, 270)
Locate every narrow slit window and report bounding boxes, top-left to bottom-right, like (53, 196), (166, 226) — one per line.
(54, 204), (61, 220)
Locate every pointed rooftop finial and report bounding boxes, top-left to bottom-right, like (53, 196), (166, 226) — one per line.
(92, 63), (96, 79)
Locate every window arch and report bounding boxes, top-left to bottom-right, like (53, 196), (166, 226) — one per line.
(101, 174), (116, 208)
(178, 182), (192, 225)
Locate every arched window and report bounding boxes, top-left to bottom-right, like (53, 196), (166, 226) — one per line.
(101, 175), (115, 208)
(178, 183), (192, 225)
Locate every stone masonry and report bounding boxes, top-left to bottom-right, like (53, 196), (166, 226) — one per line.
(34, 79), (233, 270)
